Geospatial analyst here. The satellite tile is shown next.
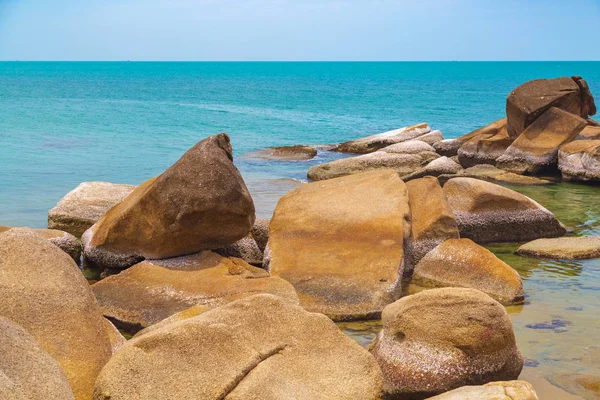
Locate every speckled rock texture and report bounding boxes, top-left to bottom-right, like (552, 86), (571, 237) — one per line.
(443, 177), (566, 243)
(103, 318), (127, 354)
(438, 165), (550, 186)
(506, 76), (595, 139)
(215, 234), (263, 266)
(267, 170), (411, 321)
(334, 123), (431, 153)
(412, 238), (524, 305)
(371, 288), (524, 400)
(251, 218), (270, 253)
(405, 177), (459, 267)
(83, 133), (256, 270)
(403, 156), (463, 181)
(0, 226), (81, 261)
(381, 140), (437, 155)
(497, 107), (587, 174)
(0, 317), (74, 400)
(134, 305), (211, 338)
(92, 294), (384, 400)
(415, 130), (444, 145)
(91, 251), (298, 331)
(558, 139), (600, 181)
(457, 119), (512, 167)
(433, 119), (507, 157)
(427, 380), (539, 400)
(243, 145), (317, 161)
(0, 228), (112, 400)
(516, 236), (600, 260)
(48, 181), (135, 237)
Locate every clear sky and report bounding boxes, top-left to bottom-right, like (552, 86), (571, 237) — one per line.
(0, 0), (598, 61)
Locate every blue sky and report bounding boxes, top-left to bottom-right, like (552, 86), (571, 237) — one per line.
(0, 0), (598, 61)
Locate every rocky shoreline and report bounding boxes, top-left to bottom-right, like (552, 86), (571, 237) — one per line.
(1, 76), (599, 399)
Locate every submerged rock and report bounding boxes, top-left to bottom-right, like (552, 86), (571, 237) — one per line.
(335, 123), (431, 153)
(516, 236), (600, 260)
(548, 373), (600, 400)
(412, 238), (524, 305)
(427, 381), (539, 400)
(242, 145), (317, 161)
(443, 177), (566, 243)
(92, 294), (384, 400)
(371, 288), (524, 400)
(0, 226), (81, 261)
(558, 139), (600, 181)
(48, 181), (136, 237)
(267, 170), (411, 321)
(433, 118), (507, 157)
(91, 251), (298, 331)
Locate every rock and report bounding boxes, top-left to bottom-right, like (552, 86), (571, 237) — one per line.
(433, 119), (507, 157)
(134, 305), (211, 338)
(548, 373), (600, 400)
(573, 75), (597, 117)
(575, 125), (600, 140)
(92, 294), (384, 400)
(0, 317), (74, 400)
(307, 151), (435, 181)
(405, 177), (459, 266)
(401, 157), (463, 182)
(215, 234), (263, 266)
(588, 118), (600, 127)
(427, 381), (539, 400)
(558, 139), (600, 181)
(103, 318), (127, 354)
(242, 145), (317, 161)
(48, 181), (136, 237)
(0, 226), (81, 262)
(457, 121), (512, 167)
(439, 165), (551, 186)
(371, 288), (524, 399)
(335, 123), (431, 153)
(412, 238), (524, 305)
(267, 170), (411, 321)
(381, 140), (437, 155)
(497, 107), (587, 173)
(251, 218), (270, 253)
(416, 130), (444, 145)
(443, 177), (566, 243)
(83, 133), (256, 270)
(506, 76), (595, 139)
(0, 228), (112, 400)
(91, 251), (298, 331)
(516, 236), (600, 260)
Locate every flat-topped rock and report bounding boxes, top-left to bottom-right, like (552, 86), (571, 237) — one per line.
(439, 165), (551, 186)
(427, 381), (539, 400)
(0, 226), (80, 261)
(267, 170), (411, 321)
(48, 181), (135, 237)
(558, 139), (600, 181)
(516, 236), (600, 260)
(92, 294), (384, 400)
(242, 145), (317, 161)
(335, 123), (431, 153)
(434, 118), (507, 157)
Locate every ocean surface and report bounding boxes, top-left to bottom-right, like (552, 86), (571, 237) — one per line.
(1, 62), (600, 398)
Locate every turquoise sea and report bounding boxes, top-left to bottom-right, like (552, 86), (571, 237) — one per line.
(2, 62), (600, 398)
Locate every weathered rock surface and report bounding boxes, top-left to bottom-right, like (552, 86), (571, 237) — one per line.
(415, 130), (444, 145)
(215, 234), (263, 266)
(443, 178), (566, 243)
(457, 120), (512, 167)
(0, 226), (81, 261)
(439, 165), (551, 186)
(558, 139), (600, 181)
(427, 381), (539, 400)
(516, 236), (600, 260)
(381, 140), (437, 155)
(405, 177), (459, 266)
(84, 133), (256, 269)
(92, 294), (384, 400)
(307, 151), (435, 181)
(412, 239), (524, 305)
(335, 123), (431, 153)
(0, 317), (74, 400)
(134, 305), (211, 338)
(267, 170), (411, 321)
(91, 251), (298, 330)
(433, 119), (507, 157)
(48, 181), (136, 237)
(575, 125), (600, 141)
(497, 107), (587, 173)
(371, 288), (524, 400)
(251, 218), (270, 253)
(0, 229), (112, 400)
(103, 318), (127, 354)
(506, 76), (595, 139)
(242, 145), (317, 161)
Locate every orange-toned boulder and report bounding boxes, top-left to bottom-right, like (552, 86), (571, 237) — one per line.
(558, 140), (600, 181)
(267, 170), (411, 321)
(457, 120), (512, 167)
(434, 118), (506, 157)
(335, 123), (431, 153)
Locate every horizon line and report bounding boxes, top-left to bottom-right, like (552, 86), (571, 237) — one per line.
(1, 60), (600, 63)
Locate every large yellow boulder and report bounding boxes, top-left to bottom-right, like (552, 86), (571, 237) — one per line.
(267, 170), (411, 321)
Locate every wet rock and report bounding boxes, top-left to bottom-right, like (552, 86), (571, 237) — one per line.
(548, 373), (600, 400)
(83, 133), (256, 269)
(443, 177), (566, 243)
(517, 236), (600, 260)
(242, 145), (317, 161)
(558, 139), (600, 182)
(412, 238), (524, 305)
(0, 229), (112, 400)
(92, 294), (384, 400)
(457, 120), (512, 167)
(427, 380), (539, 400)
(497, 107), (587, 174)
(433, 119), (507, 157)
(525, 319), (571, 331)
(267, 170), (411, 321)
(0, 226), (81, 262)
(215, 234), (263, 266)
(439, 165), (551, 186)
(91, 251), (298, 331)
(251, 218), (270, 253)
(371, 288), (524, 399)
(48, 181), (135, 237)
(335, 123), (431, 153)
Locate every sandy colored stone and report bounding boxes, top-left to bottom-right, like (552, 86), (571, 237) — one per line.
(93, 294), (384, 400)
(48, 181), (136, 237)
(91, 251), (298, 330)
(134, 305), (211, 338)
(84, 133), (256, 269)
(458, 120), (512, 167)
(267, 170), (411, 321)
(415, 130), (444, 145)
(434, 119), (507, 157)
(516, 236), (600, 260)
(242, 145), (317, 161)
(497, 107), (587, 173)
(558, 139), (600, 181)
(405, 177), (459, 266)
(371, 288), (524, 399)
(427, 380), (539, 400)
(439, 165), (550, 186)
(575, 125), (600, 141)
(0, 228), (112, 400)
(251, 218), (270, 253)
(443, 177), (566, 243)
(103, 318), (127, 354)
(412, 238), (524, 305)
(381, 140), (437, 155)
(215, 234), (263, 266)
(335, 123), (431, 153)
(0, 317), (74, 400)
(0, 226), (81, 261)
